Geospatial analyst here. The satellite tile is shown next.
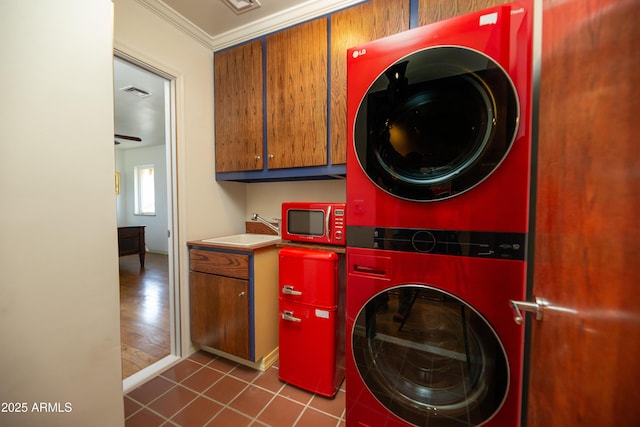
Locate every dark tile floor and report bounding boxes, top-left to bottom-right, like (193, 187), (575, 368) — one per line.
(124, 351), (346, 427)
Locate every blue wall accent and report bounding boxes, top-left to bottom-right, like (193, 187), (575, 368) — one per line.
(410, 0), (420, 28)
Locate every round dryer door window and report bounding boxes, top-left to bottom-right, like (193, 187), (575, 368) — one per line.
(352, 285), (509, 426)
(354, 46), (519, 201)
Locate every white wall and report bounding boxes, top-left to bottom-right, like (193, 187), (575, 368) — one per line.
(116, 145), (169, 253)
(0, 1), (124, 426)
(246, 180), (346, 221)
(113, 0), (247, 356)
(113, 0), (347, 364)
(115, 0), (348, 236)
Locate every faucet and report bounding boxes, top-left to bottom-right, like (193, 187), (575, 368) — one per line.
(251, 213), (281, 235)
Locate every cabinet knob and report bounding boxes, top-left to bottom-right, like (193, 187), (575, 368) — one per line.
(254, 155), (261, 160)
(268, 154), (275, 159)
(239, 291), (246, 297)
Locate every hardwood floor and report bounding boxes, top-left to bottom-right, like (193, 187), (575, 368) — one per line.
(119, 253), (171, 379)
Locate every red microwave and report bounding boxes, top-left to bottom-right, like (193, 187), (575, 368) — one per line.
(281, 202), (346, 246)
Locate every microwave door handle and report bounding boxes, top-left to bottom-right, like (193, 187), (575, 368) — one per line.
(325, 206), (331, 239)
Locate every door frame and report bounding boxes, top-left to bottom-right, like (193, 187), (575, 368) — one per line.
(114, 49), (183, 393)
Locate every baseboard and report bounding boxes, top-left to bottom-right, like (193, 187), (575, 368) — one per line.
(200, 346), (279, 372)
(146, 249), (168, 255)
(122, 354), (181, 394)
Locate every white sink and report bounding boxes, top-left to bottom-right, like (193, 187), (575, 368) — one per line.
(201, 233), (281, 249)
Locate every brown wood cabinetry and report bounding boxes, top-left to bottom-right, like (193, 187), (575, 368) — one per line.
(189, 249), (249, 279)
(190, 270), (250, 359)
(214, 40), (264, 173)
(266, 18), (328, 169)
(416, 0), (512, 25)
(188, 244), (279, 368)
(213, 0), (410, 180)
(330, 0), (411, 165)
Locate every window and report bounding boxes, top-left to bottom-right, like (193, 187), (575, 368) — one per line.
(134, 164), (155, 215)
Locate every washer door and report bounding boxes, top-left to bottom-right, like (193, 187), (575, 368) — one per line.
(352, 285), (508, 426)
(353, 46), (519, 201)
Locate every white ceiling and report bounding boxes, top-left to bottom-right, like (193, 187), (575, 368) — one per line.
(162, 0), (310, 40)
(114, 0), (365, 151)
(146, 0), (365, 49)
(114, 57), (167, 150)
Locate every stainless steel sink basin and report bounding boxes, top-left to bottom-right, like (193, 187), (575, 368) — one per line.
(201, 233), (281, 249)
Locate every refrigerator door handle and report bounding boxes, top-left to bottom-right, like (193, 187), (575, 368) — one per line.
(282, 310), (302, 322)
(282, 285), (303, 296)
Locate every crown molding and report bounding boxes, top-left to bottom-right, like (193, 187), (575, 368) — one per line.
(210, 0), (367, 50)
(134, 0), (217, 50)
(134, 0), (367, 52)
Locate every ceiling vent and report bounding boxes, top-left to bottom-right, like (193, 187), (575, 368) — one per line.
(119, 85), (151, 98)
(221, 0), (261, 15)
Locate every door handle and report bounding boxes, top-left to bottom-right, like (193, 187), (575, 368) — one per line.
(282, 310), (301, 322)
(282, 285), (302, 296)
(510, 297), (549, 325)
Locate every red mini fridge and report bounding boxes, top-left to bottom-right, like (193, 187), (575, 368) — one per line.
(278, 247), (345, 397)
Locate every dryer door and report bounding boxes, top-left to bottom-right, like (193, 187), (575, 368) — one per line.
(352, 285), (509, 426)
(353, 46), (519, 201)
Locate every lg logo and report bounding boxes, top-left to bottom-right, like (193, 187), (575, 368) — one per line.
(352, 48), (367, 58)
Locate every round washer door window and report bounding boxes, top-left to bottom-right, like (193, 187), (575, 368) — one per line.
(352, 285), (509, 426)
(353, 46), (519, 201)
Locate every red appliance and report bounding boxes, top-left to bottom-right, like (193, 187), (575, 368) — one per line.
(346, 1), (533, 234)
(281, 202), (346, 246)
(346, 242), (527, 427)
(346, 2), (533, 426)
(278, 247), (345, 397)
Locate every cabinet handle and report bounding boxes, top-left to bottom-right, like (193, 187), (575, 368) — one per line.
(282, 285), (302, 296)
(282, 310), (301, 323)
(254, 155), (261, 160)
(268, 154), (274, 159)
(239, 291), (246, 297)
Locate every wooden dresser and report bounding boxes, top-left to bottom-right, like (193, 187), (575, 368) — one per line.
(118, 226), (146, 267)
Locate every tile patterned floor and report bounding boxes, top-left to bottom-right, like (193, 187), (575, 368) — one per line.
(124, 351), (346, 427)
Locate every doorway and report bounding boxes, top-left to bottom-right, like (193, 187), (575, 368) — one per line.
(113, 54), (180, 385)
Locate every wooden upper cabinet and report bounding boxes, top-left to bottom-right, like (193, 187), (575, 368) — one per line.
(417, 0), (512, 25)
(330, 0), (411, 165)
(214, 1), (412, 178)
(266, 18), (328, 169)
(214, 40), (264, 173)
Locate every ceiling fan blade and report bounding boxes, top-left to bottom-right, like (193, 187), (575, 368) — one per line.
(114, 133), (142, 142)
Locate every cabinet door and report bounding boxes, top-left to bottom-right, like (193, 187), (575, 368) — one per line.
(190, 271), (250, 359)
(417, 0), (512, 25)
(266, 18), (328, 169)
(330, 0), (410, 165)
(214, 40), (264, 172)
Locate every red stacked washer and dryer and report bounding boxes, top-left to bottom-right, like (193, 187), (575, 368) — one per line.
(346, 2), (533, 426)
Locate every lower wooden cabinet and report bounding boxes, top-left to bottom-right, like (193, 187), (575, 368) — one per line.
(188, 244), (279, 368)
(190, 271), (250, 359)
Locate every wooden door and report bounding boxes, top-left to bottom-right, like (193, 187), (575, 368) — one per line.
(214, 40), (264, 172)
(527, 0), (640, 425)
(330, 0), (410, 165)
(266, 18), (328, 169)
